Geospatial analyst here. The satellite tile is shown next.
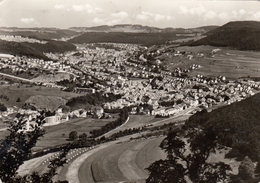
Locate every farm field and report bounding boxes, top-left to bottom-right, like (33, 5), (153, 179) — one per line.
(78, 137), (166, 183)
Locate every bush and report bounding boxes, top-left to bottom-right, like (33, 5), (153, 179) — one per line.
(16, 97), (21, 102)
(255, 160), (260, 174)
(238, 156), (255, 180)
(69, 131), (78, 141)
(0, 103), (7, 112)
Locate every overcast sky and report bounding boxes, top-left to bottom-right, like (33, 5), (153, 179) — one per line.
(0, 0), (260, 28)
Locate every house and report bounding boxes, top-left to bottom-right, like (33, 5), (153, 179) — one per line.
(91, 107), (104, 119)
(151, 107), (166, 116)
(44, 115), (61, 126)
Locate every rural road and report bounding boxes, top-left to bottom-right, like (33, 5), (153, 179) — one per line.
(0, 72), (32, 83)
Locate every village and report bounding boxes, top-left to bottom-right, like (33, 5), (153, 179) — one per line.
(0, 41), (260, 129)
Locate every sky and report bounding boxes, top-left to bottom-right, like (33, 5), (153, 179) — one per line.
(0, 0), (260, 29)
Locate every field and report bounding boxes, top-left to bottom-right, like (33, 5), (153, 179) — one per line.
(164, 46), (260, 79)
(33, 117), (116, 151)
(78, 137), (165, 183)
(103, 115), (155, 137)
(75, 136), (239, 183)
(0, 116), (115, 151)
(0, 84), (81, 108)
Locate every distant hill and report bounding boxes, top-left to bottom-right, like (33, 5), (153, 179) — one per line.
(68, 32), (186, 46)
(0, 27), (79, 40)
(186, 92), (260, 160)
(0, 40), (76, 60)
(188, 21), (260, 51)
(70, 24), (162, 33)
(69, 24), (218, 33)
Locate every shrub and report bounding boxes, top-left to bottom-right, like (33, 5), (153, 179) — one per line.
(69, 131), (78, 141)
(238, 156), (255, 180)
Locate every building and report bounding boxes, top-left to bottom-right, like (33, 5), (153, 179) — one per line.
(44, 116), (61, 126)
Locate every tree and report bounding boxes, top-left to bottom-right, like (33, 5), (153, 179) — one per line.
(146, 127), (232, 183)
(78, 133), (87, 144)
(0, 103), (7, 112)
(0, 114), (45, 182)
(238, 156), (255, 180)
(255, 159), (260, 174)
(0, 114), (70, 183)
(16, 97), (21, 103)
(69, 131), (78, 141)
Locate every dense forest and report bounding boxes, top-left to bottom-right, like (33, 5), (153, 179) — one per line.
(69, 32), (188, 46)
(185, 92), (260, 160)
(0, 40), (76, 60)
(189, 21), (260, 51)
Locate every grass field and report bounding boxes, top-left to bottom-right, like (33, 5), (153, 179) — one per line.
(33, 117), (115, 151)
(76, 136), (240, 183)
(104, 115), (155, 137)
(165, 46), (260, 79)
(78, 137), (165, 183)
(0, 84), (81, 108)
(0, 117), (115, 151)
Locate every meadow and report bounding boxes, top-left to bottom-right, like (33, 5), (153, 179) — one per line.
(0, 116), (115, 151)
(0, 84), (81, 108)
(33, 117), (116, 151)
(166, 46), (260, 79)
(78, 137), (165, 183)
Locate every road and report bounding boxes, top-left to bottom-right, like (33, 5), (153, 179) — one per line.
(0, 72), (33, 83)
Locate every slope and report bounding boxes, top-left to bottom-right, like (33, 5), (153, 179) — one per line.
(186, 92), (260, 160)
(189, 21), (260, 51)
(0, 40), (76, 60)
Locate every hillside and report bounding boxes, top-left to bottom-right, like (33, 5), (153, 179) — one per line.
(189, 21), (260, 51)
(0, 40), (76, 60)
(25, 95), (67, 112)
(186, 92), (260, 160)
(0, 40), (49, 60)
(69, 24), (218, 33)
(0, 27), (79, 40)
(68, 32), (191, 46)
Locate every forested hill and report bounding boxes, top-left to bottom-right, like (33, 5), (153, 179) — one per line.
(188, 21), (260, 51)
(0, 28), (78, 40)
(186, 92), (260, 160)
(68, 32), (187, 46)
(0, 40), (76, 60)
